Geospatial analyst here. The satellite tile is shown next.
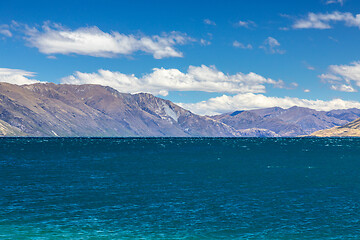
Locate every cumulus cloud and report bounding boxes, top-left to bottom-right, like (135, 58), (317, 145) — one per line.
(178, 93), (360, 115)
(204, 19), (216, 26)
(22, 22), (193, 59)
(235, 20), (256, 28)
(260, 37), (285, 54)
(61, 65), (284, 96)
(320, 61), (360, 92)
(293, 11), (360, 29)
(0, 68), (41, 85)
(0, 24), (12, 37)
(233, 41), (252, 49)
(330, 84), (356, 92)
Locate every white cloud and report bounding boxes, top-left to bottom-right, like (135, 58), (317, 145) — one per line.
(330, 84), (356, 92)
(290, 82), (299, 88)
(326, 0), (344, 5)
(0, 24), (12, 37)
(178, 93), (360, 115)
(279, 27), (290, 31)
(61, 65), (284, 96)
(259, 37), (285, 54)
(200, 39), (211, 46)
(0, 68), (41, 85)
(307, 66), (315, 70)
(293, 11), (360, 29)
(204, 19), (216, 26)
(22, 22), (193, 59)
(328, 36), (339, 42)
(233, 41), (252, 49)
(235, 20), (256, 28)
(320, 61), (360, 92)
(303, 61), (315, 70)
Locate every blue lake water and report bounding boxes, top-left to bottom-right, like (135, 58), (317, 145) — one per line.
(1, 137), (360, 239)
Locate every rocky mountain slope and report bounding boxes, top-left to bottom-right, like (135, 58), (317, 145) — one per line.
(0, 119), (25, 136)
(308, 117), (360, 137)
(0, 82), (240, 137)
(211, 107), (360, 137)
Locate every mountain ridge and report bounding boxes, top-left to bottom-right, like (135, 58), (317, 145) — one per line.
(1, 82), (360, 137)
(210, 106), (360, 137)
(0, 82), (241, 137)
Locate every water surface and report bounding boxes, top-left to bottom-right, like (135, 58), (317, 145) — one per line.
(1, 137), (360, 239)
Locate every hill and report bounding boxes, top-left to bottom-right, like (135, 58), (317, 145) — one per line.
(308, 117), (360, 137)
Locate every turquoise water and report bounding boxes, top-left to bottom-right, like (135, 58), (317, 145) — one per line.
(1, 137), (360, 239)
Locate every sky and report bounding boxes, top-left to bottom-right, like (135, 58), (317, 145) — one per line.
(1, 0), (360, 115)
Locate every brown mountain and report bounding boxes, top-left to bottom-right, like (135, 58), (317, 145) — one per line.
(0, 82), (243, 137)
(309, 117), (360, 137)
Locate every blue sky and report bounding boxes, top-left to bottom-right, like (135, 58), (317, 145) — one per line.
(1, 0), (360, 115)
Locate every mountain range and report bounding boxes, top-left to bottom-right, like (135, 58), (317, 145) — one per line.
(211, 107), (360, 137)
(1, 82), (360, 137)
